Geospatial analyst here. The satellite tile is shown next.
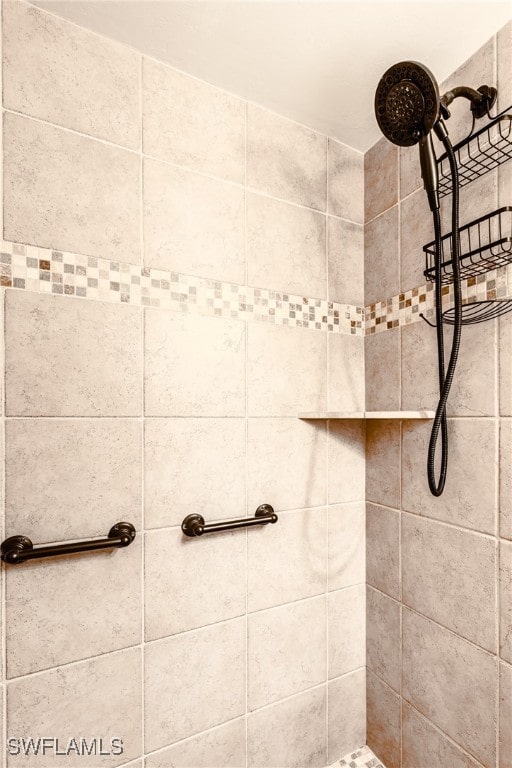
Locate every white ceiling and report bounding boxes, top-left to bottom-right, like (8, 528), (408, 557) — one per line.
(33, 0), (512, 152)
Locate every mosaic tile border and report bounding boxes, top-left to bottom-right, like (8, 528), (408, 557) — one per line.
(328, 745), (385, 768)
(365, 265), (512, 335)
(0, 241), (365, 335)
(1, 240), (510, 338)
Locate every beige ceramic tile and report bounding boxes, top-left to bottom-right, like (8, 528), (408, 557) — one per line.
(247, 192), (326, 297)
(328, 502), (365, 591)
(327, 217), (364, 306)
(247, 418), (327, 512)
(366, 503), (400, 600)
(364, 206), (399, 305)
(500, 419), (512, 540)
(442, 171), (498, 237)
(327, 420), (365, 504)
(401, 419), (496, 534)
(500, 316), (512, 416)
(248, 596), (326, 709)
(7, 648), (142, 767)
(328, 139), (364, 224)
(500, 541), (512, 664)
(5, 291), (142, 416)
(402, 312), (496, 417)
(144, 158), (245, 283)
(366, 586), (400, 693)
(366, 669), (401, 768)
(247, 686), (327, 768)
(500, 661), (512, 768)
(364, 137), (398, 223)
(6, 419), (142, 543)
(4, 112), (140, 262)
(145, 719), (246, 768)
(247, 322), (327, 417)
(366, 420), (401, 509)
(402, 702), (483, 768)
(328, 585), (365, 679)
(248, 506), (327, 612)
(144, 619), (245, 752)
(497, 21), (512, 112)
(144, 311), (245, 417)
(400, 145), (422, 199)
(327, 669), (366, 763)
(144, 418), (245, 529)
(247, 104), (327, 211)
(142, 58), (244, 183)
(439, 36), (495, 147)
(3, 2), (140, 148)
(402, 608), (497, 767)
(144, 527), (245, 641)
(400, 187), (433, 293)
(6, 538), (141, 677)
(365, 330), (400, 411)
(402, 513), (496, 652)
(328, 334), (364, 412)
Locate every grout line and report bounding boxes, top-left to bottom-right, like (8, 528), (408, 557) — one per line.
(325, 133), (330, 759)
(393, 679), (488, 768)
(368, 583), (500, 660)
(243, 97), (249, 768)
(370, 499), (499, 540)
(140, 44), (146, 760)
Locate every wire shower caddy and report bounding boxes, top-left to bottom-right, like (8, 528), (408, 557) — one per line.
(422, 106), (512, 325)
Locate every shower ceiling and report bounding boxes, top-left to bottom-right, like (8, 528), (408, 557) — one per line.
(31, 0), (511, 151)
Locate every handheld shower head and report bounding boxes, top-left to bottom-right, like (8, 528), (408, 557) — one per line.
(374, 60), (440, 146)
(375, 61), (442, 211)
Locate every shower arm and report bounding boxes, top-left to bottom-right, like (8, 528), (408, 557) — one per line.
(440, 85), (497, 120)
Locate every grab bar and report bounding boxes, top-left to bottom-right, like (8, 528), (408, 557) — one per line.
(1, 522), (136, 565)
(182, 504), (277, 537)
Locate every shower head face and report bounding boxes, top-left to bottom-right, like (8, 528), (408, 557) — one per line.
(375, 61), (440, 146)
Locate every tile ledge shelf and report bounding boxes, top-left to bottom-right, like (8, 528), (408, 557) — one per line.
(298, 410), (435, 420)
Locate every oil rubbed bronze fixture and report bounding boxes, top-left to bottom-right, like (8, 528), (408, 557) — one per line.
(0, 522), (136, 565)
(182, 504), (277, 537)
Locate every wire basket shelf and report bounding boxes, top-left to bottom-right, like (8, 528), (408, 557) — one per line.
(423, 207), (512, 285)
(438, 112), (512, 198)
(441, 299), (512, 325)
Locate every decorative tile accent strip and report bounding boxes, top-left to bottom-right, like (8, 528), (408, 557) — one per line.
(328, 745), (385, 768)
(364, 265), (512, 335)
(0, 241), (365, 335)
(2, 240), (510, 337)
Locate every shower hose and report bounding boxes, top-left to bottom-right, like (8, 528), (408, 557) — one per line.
(427, 134), (463, 496)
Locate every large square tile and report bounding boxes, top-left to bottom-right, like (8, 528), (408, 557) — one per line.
(144, 418), (245, 528)
(143, 158), (245, 283)
(5, 291), (142, 416)
(247, 104), (326, 211)
(3, 1), (140, 148)
(4, 112), (140, 262)
(145, 619), (245, 751)
(144, 527), (245, 641)
(6, 419), (142, 542)
(143, 58), (244, 183)
(328, 502), (365, 591)
(328, 585), (365, 679)
(144, 311), (245, 416)
(6, 539), (141, 677)
(248, 597), (326, 709)
(7, 648), (142, 767)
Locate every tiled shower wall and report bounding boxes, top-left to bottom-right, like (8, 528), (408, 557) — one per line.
(364, 23), (512, 768)
(0, 2), (368, 767)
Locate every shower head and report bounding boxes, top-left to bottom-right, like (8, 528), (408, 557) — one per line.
(374, 61), (440, 146)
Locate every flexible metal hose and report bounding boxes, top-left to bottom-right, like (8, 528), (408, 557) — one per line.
(427, 136), (463, 496)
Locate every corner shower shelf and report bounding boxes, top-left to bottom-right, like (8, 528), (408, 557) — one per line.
(438, 111), (512, 198)
(298, 411), (434, 420)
